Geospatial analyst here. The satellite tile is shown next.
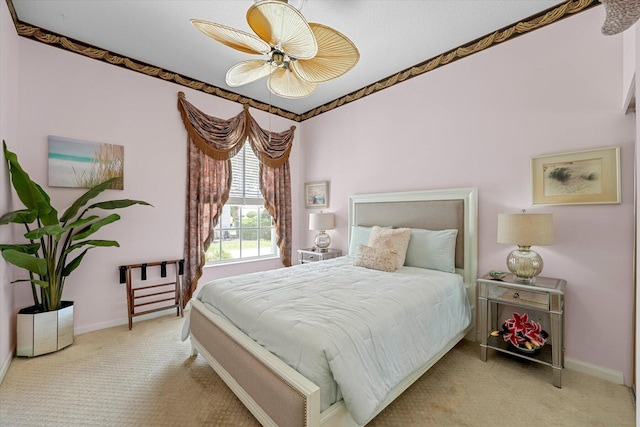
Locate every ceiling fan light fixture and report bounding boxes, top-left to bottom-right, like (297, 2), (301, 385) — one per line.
(268, 66), (317, 98)
(190, 19), (271, 55)
(271, 51), (286, 67)
(601, 0), (640, 35)
(193, 0), (358, 99)
(226, 59), (273, 87)
(292, 23), (360, 83)
(253, 0), (308, 12)
(247, 0), (317, 60)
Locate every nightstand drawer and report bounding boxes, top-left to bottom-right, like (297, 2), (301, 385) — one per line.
(301, 252), (322, 262)
(297, 248), (342, 264)
(487, 285), (549, 310)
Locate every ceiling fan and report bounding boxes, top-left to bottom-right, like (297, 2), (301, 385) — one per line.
(191, 0), (359, 99)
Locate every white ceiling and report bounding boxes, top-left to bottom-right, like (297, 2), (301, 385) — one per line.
(11, 0), (592, 117)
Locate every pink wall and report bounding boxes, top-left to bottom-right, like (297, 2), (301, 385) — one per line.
(0, 2), (20, 378)
(1, 3), (635, 387)
(302, 7), (635, 384)
(9, 32), (302, 336)
(634, 23), (640, 426)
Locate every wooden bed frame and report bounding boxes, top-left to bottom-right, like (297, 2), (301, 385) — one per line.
(189, 187), (478, 427)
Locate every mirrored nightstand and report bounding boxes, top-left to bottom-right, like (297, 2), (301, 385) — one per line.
(297, 248), (342, 264)
(477, 272), (566, 387)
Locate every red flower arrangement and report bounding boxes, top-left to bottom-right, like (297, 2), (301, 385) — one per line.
(492, 312), (548, 352)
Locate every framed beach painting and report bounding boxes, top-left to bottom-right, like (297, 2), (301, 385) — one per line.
(48, 136), (124, 190)
(305, 181), (329, 208)
(531, 146), (620, 205)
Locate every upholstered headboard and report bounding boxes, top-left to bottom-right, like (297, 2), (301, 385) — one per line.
(348, 188), (478, 287)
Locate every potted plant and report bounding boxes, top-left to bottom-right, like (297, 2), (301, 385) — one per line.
(0, 141), (151, 356)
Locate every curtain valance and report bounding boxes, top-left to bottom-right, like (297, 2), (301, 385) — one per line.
(178, 92), (295, 164)
(178, 94), (247, 160)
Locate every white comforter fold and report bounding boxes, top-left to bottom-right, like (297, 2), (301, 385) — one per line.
(194, 257), (471, 425)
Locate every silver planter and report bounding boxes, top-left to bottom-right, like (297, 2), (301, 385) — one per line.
(16, 301), (74, 357)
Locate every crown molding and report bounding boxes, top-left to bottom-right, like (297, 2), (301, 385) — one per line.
(8, 0), (598, 122)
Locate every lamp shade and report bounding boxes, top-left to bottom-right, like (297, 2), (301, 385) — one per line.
(497, 213), (554, 246)
(309, 213), (334, 231)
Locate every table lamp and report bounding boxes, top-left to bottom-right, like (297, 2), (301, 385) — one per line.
(309, 212), (335, 252)
(497, 211), (554, 284)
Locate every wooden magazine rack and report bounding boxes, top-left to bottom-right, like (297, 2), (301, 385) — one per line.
(119, 259), (184, 330)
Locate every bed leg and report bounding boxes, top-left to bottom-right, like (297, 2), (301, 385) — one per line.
(190, 339), (199, 356)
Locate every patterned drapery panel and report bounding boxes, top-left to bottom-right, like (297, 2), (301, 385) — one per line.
(247, 114), (295, 268)
(177, 92), (294, 305)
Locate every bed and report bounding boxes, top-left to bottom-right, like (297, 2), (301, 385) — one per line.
(185, 187), (478, 427)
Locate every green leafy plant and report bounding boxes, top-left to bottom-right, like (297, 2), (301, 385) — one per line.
(0, 141), (151, 312)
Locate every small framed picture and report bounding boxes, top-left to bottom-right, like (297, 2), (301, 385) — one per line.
(531, 146), (620, 205)
(305, 181), (329, 208)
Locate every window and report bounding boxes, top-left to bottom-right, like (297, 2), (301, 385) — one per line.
(205, 143), (278, 264)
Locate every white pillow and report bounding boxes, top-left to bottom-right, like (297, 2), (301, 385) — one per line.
(405, 229), (458, 273)
(368, 226), (412, 269)
(348, 225), (391, 256)
(348, 226), (372, 257)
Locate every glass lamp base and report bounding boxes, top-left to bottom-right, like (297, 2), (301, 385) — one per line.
(506, 246), (543, 284)
(314, 231), (331, 252)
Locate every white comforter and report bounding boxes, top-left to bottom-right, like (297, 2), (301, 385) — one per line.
(193, 257), (471, 425)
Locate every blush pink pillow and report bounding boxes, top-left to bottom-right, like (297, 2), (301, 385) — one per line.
(368, 226), (411, 269)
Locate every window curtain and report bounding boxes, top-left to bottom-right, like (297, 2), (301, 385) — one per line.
(177, 92), (295, 305)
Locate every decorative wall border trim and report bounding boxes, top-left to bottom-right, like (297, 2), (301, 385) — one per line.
(299, 0), (598, 121)
(8, 0), (597, 122)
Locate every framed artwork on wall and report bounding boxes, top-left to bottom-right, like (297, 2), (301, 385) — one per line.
(305, 181), (329, 208)
(531, 146), (620, 205)
(48, 136), (124, 190)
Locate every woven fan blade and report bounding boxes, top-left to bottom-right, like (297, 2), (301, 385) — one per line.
(268, 67), (317, 98)
(226, 60), (273, 87)
(247, 0), (317, 60)
(191, 19), (271, 55)
(601, 0), (640, 35)
(292, 23), (359, 83)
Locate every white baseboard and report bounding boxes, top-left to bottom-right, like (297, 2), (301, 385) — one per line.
(0, 348), (13, 384)
(467, 333), (626, 386)
(565, 357), (625, 385)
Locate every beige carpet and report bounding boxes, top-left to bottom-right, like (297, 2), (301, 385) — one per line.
(0, 313), (634, 427)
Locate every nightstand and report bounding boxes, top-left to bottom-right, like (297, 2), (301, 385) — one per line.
(297, 248), (342, 264)
(477, 272), (566, 387)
